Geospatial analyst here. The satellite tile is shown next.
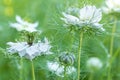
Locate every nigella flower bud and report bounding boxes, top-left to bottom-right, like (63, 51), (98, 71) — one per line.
(59, 52), (75, 66)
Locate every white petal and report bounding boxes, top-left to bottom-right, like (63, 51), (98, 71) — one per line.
(10, 15), (38, 32)
(79, 5), (102, 23)
(31, 22), (39, 28)
(7, 42), (15, 46)
(47, 62), (64, 77)
(91, 9), (102, 23)
(15, 42), (28, 51)
(92, 23), (104, 31)
(7, 42), (28, 57)
(38, 43), (51, 53)
(44, 51), (53, 55)
(62, 12), (79, 25)
(38, 38), (51, 53)
(47, 62), (76, 77)
(79, 5), (95, 21)
(25, 44), (39, 60)
(10, 23), (25, 31)
(24, 27), (37, 32)
(44, 37), (49, 44)
(16, 15), (24, 24)
(18, 49), (26, 57)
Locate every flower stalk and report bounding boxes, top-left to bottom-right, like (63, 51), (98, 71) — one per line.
(108, 18), (117, 80)
(77, 32), (83, 80)
(20, 58), (23, 80)
(31, 61), (35, 80)
(64, 66), (67, 80)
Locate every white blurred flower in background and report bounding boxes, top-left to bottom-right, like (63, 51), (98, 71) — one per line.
(102, 0), (120, 14)
(61, 5), (104, 31)
(47, 61), (76, 77)
(10, 15), (38, 32)
(7, 38), (52, 60)
(86, 57), (103, 72)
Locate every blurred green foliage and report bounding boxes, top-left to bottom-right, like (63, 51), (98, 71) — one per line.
(1, 0), (120, 80)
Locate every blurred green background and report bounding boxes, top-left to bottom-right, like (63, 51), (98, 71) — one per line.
(1, 0), (120, 80)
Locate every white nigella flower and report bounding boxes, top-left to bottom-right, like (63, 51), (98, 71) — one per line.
(7, 38), (52, 60)
(10, 15), (38, 33)
(86, 57), (103, 72)
(47, 61), (76, 77)
(102, 0), (120, 14)
(61, 5), (104, 31)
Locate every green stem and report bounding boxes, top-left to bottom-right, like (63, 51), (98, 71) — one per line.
(64, 66), (67, 80)
(31, 61), (35, 80)
(77, 32), (83, 80)
(108, 18), (116, 80)
(110, 48), (120, 64)
(100, 41), (119, 80)
(20, 58), (23, 80)
(69, 31), (74, 52)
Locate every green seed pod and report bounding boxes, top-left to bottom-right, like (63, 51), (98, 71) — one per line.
(59, 52), (75, 66)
